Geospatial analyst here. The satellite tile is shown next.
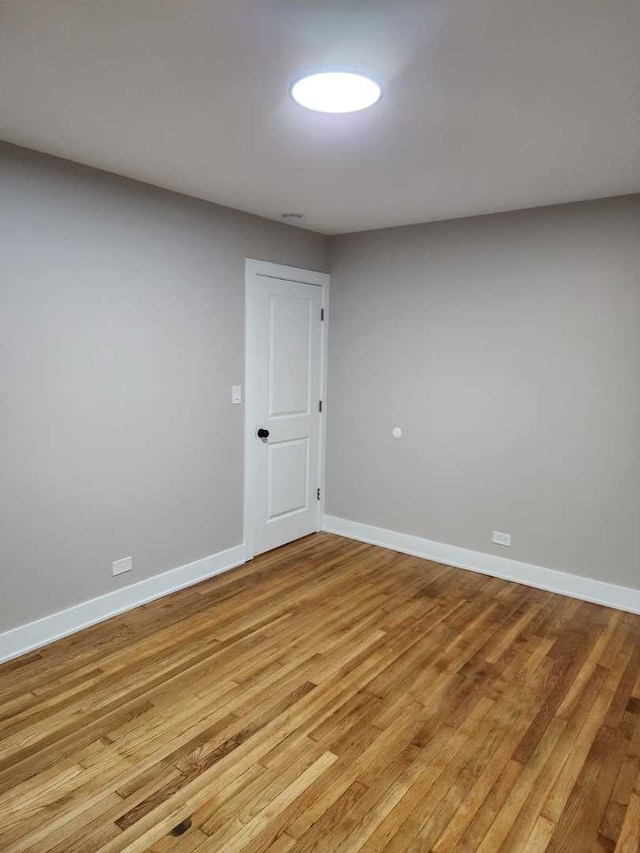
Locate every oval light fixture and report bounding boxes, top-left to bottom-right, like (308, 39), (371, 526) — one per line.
(290, 70), (382, 114)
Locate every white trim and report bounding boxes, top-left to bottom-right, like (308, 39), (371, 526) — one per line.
(317, 278), (330, 523)
(323, 515), (640, 615)
(244, 259), (328, 288)
(0, 544), (246, 665)
(243, 259), (330, 561)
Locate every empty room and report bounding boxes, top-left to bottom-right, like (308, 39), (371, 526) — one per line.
(1, 1), (639, 851)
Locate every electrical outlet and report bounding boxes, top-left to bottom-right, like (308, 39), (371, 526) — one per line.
(492, 531), (511, 547)
(112, 556), (132, 576)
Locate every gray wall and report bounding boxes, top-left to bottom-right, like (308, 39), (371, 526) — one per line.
(327, 196), (640, 588)
(0, 142), (328, 631)
(2, 142), (639, 636)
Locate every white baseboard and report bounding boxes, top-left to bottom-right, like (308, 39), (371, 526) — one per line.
(323, 515), (640, 615)
(0, 544), (246, 665)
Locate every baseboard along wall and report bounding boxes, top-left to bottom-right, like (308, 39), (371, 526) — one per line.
(323, 515), (640, 615)
(0, 544), (246, 664)
(3, 514), (638, 665)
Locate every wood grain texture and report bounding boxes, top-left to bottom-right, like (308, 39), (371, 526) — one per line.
(1, 532), (639, 852)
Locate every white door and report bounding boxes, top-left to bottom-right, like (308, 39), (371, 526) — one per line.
(245, 261), (327, 558)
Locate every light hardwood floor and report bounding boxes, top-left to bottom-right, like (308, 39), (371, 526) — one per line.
(1, 533), (640, 852)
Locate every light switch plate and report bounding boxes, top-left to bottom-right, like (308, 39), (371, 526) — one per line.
(231, 385), (242, 404)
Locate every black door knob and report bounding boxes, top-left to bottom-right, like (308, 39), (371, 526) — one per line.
(257, 428), (270, 439)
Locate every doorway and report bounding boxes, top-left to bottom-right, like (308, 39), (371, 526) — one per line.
(244, 259), (329, 559)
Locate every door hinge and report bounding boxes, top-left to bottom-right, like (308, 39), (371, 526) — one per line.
(320, 308), (325, 321)
(317, 488), (321, 501)
(318, 400), (323, 413)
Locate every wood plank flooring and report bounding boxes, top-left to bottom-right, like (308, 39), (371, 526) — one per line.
(1, 532), (640, 852)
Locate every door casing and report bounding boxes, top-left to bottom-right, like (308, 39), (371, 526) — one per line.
(243, 258), (330, 561)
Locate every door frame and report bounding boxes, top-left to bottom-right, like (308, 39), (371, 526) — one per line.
(243, 258), (330, 561)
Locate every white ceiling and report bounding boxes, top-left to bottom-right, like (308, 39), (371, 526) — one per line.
(1, 0), (639, 234)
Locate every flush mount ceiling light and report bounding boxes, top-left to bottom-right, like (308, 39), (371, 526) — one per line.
(290, 71), (382, 114)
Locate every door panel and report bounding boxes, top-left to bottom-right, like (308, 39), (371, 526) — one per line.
(267, 438), (309, 519)
(246, 268), (324, 557)
(268, 294), (311, 417)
